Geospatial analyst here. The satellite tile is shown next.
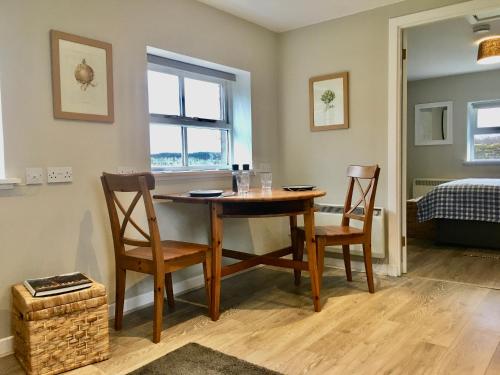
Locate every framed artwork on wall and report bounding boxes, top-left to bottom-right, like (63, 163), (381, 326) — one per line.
(50, 30), (114, 123)
(309, 71), (349, 131)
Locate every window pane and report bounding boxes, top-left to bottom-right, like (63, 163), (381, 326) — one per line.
(474, 134), (500, 160)
(477, 107), (500, 128)
(184, 78), (222, 120)
(147, 71), (180, 115)
(187, 128), (227, 166)
(150, 124), (183, 168)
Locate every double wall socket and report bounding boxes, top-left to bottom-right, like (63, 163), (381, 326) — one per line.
(47, 167), (73, 183)
(117, 166), (137, 174)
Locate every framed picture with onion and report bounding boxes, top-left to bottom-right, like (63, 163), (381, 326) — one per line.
(309, 71), (349, 131)
(50, 30), (114, 123)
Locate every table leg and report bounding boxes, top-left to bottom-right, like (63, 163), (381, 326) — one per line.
(289, 215), (302, 285)
(304, 199), (321, 312)
(210, 202), (223, 321)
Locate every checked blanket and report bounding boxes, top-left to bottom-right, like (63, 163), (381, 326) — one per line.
(417, 179), (500, 223)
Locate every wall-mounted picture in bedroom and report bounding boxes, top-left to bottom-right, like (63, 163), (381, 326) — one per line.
(309, 71), (349, 131)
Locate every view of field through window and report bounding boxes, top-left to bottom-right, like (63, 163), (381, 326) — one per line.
(150, 124), (228, 169)
(473, 106), (500, 160)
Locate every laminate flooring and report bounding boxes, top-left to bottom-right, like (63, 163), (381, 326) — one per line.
(2, 247), (500, 374)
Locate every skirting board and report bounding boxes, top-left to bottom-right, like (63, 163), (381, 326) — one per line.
(0, 336), (13, 358)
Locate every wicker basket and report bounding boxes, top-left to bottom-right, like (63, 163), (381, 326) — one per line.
(12, 281), (110, 375)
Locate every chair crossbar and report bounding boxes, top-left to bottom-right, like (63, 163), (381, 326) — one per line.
(112, 192), (151, 242)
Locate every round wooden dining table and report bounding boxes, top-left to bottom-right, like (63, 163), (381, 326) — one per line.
(153, 188), (326, 321)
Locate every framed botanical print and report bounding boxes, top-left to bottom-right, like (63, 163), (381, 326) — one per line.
(309, 72), (349, 131)
(50, 30), (114, 123)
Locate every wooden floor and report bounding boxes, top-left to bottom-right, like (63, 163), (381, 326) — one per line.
(407, 239), (500, 289)
(2, 246), (500, 374)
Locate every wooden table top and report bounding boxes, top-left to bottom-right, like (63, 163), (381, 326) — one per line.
(154, 188), (326, 203)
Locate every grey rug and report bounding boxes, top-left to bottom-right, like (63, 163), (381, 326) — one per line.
(128, 343), (282, 375)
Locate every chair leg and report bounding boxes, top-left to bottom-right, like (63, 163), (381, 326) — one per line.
(294, 231), (305, 286)
(203, 252), (212, 313)
(342, 245), (353, 282)
(362, 243), (375, 293)
(153, 276), (165, 343)
(316, 237), (326, 290)
(164, 273), (175, 309)
(114, 268), (126, 331)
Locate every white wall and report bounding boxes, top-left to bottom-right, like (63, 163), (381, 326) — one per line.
(407, 69), (500, 196)
(0, 0), (284, 339)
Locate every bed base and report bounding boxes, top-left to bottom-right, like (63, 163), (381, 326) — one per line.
(436, 219), (500, 249)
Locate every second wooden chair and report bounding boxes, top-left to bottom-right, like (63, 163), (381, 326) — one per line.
(296, 165), (380, 293)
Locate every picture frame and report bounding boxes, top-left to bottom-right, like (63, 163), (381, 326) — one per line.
(50, 30), (114, 123)
(309, 72), (349, 131)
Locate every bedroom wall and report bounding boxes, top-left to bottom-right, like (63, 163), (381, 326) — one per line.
(0, 0), (282, 340)
(407, 69), (500, 197)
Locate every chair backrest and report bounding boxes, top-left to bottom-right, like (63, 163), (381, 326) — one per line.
(100, 172), (162, 263)
(341, 165), (381, 234)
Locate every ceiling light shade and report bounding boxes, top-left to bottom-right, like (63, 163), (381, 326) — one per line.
(477, 37), (500, 64)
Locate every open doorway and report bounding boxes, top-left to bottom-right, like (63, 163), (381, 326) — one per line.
(403, 11), (500, 287)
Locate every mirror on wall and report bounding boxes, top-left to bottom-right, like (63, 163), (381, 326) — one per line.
(414, 101), (453, 146)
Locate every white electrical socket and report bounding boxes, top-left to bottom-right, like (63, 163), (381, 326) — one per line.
(117, 166), (137, 174)
(26, 168), (44, 185)
(47, 167), (73, 183)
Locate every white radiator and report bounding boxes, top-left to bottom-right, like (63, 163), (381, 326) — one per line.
(412, 178), (454, 198)
(298, 204), (386, 258)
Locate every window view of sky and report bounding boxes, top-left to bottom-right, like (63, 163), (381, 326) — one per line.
(185, 78), (221, 120)
(187, 128), (223, 153)
(477, 107), (500, 128)
(150, 124), (182, 154)
(147, 71), (180, 115)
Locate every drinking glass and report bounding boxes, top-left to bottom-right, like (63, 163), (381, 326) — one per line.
(236, 172), (250, 194)
(260, 172), (272, 191)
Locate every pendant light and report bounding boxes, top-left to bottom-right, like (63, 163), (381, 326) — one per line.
(474, 24), (500, 65)
(477, 37), (500, 64)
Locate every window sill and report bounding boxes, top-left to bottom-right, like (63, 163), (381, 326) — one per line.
(463, 160), (500, 166)
(153, 169), (232, 181)
(0, 177), (21, 190)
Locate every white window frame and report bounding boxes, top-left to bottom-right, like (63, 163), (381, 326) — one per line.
(148, 58), (234, 172)
(467, 100), (500, 162)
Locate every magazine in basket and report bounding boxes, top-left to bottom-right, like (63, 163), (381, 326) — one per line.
(23, 272), (92, 297)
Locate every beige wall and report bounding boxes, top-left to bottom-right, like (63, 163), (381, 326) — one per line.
(407, 70), (500, 197)
(0, 0), (284, 338)
(277, 0), (466, 209)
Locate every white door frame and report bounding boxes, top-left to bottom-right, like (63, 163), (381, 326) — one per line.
(387, 0), (500, 276)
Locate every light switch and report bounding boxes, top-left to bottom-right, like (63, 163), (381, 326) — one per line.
(26, 168), (43, 185)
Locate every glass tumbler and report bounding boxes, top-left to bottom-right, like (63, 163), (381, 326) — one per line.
(236, 171), (250, 194)
(260, 172), (272, 191)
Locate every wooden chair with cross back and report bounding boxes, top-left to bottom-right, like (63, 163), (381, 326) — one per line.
(100, 172), (212, 343)
(295, 165), (380, 293)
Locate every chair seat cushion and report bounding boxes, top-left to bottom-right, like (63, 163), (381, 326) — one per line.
(126, 240), (209, 262)
(298, 225), (363, 237)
